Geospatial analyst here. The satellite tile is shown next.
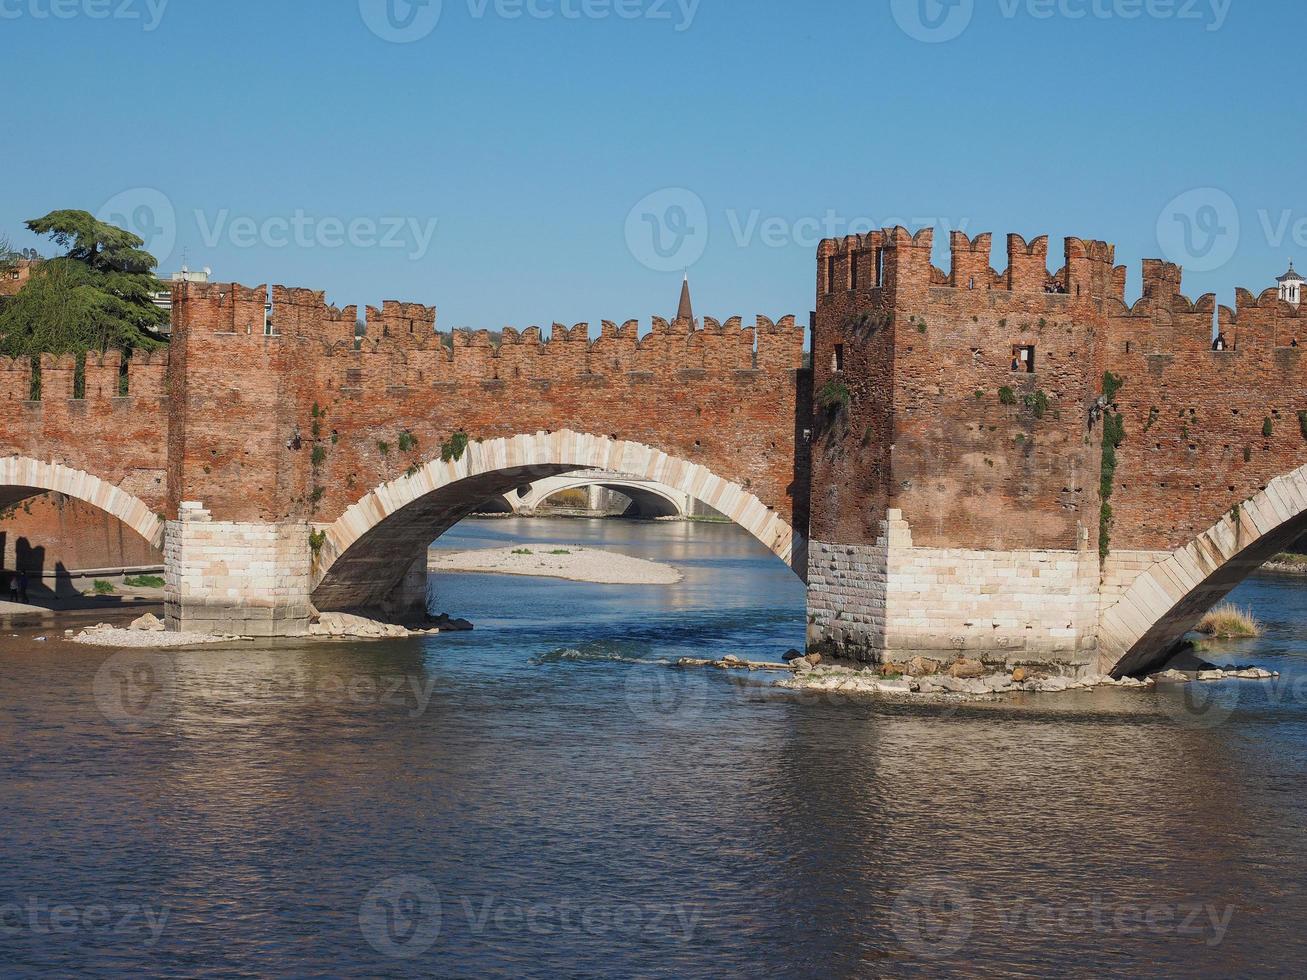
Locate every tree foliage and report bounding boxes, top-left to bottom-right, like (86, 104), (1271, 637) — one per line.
(0, 210), (168, 357)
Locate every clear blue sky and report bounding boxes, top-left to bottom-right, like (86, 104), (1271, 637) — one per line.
(0, 0), (1294, 329)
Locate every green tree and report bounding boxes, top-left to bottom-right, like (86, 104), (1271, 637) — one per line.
(0, 210), (168, 356)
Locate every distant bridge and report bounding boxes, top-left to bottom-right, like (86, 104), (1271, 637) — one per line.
(483, 470), (713, 519)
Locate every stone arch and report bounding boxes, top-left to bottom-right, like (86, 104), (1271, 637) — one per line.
(526, 476), (687, 518)
(1101, 465), (1307, 676)
(0, 456), (165, 550)
(312, 430), (804, 613)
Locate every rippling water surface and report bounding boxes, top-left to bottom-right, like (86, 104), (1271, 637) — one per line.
(3, 518), (1307, 977)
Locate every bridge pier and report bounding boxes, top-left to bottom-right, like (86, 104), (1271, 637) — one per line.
(164, 503), (313, 637)
(807, 511), (1101, 675)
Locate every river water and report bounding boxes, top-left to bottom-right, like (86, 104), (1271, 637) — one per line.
(2, 517), (1307, 977)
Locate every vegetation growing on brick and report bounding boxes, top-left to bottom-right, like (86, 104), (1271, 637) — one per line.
(309, 529), (326, 555)
(1023, 390), (1050, 419)
(1263, 417), (1274, 438)
(311, 446), (327, 468)
(398, 431), (417, 453)
(1099, 371), (1125, 561)
(440, 430), (470, 463)
(817, 379), (851, 414)
(998, 386), (1016, 406)
(1143, 406), (1160, 433)
(1299, 411), (1307, 440)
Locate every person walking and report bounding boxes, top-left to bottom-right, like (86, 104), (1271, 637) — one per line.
(17, 570), (29, 604)
(5, 572), (16, 603)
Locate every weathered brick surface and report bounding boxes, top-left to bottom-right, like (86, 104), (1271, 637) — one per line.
(812, 229), (1106, 554)
(810, 224), (1307, 671)
(1105, 268), (1307, 552)
(167, 282), (809, 538)
(0, 349), (168, 576)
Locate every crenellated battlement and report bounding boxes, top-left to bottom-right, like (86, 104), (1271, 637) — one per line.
(0, 348), (167, 403)
(817, 225), (1307, 361)
(174, 281), (804, 389)
(818, 227), (1127, 300)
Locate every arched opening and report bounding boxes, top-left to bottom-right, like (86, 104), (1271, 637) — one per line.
(534, 482), (684, 519)
(311, 431), (803, 616)
(1103, 467), (1307, 676)
(0, 457), (165, 603)
(471, 495), (515, 515)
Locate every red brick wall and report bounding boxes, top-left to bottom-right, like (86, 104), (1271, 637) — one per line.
(168, 282), (811, 534)
(1104, 276), (1307, 552)
(812, 229), (1110, 553)
(813, 224), (1307, 563)
(0, 350), (169, 508)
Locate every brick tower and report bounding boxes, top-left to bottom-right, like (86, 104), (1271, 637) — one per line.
(807, 227), (1116, 672)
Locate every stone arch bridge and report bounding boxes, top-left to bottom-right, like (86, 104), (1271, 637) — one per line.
(487, 469), (701, 518)
(4, 231), (1307, 678)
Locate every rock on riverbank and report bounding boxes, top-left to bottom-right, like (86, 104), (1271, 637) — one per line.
(70, 621), (245, 648)
(307, 612), (443, 639)
(774, 655), (1280, 700)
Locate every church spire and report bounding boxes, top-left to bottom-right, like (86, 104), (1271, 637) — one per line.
(676, 272), (694, 323)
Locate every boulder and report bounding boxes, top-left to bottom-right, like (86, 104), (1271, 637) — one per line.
(939, 676), (988, 695)
(806, 652), (822, 667)
(1011, 667), (1027, 683)
(946, 659), (985, 679)
(872, 678), (914, 694)
(129, 613), (166, 632)
(1152, 669), (1191, 683)
(905, 656), (941, 677)
(781, 648), (805, 662)
(431, 613), (474, 632)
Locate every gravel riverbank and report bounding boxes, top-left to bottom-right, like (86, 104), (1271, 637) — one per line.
(429, 546), (682, 584)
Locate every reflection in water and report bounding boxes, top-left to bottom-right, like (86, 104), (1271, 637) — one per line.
(0, 518), (1304, 976)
